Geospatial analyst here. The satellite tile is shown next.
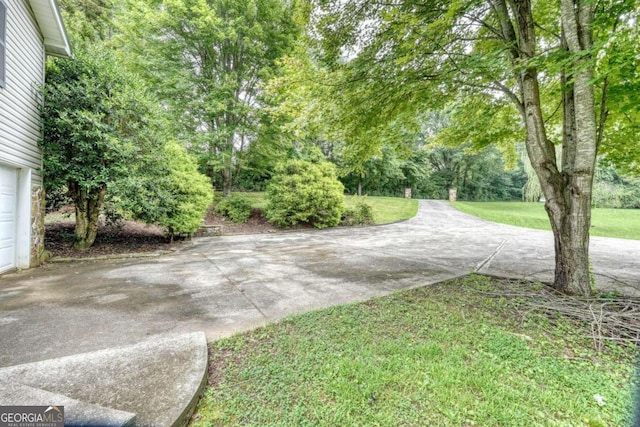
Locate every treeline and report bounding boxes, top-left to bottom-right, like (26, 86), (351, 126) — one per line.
(42, 0), (639, 251)
(234, 143), (527, 202)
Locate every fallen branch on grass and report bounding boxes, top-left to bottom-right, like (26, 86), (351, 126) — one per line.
(467, 278), (640, 350)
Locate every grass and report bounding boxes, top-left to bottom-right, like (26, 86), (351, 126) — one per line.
(234, 192), (269, 210)
(451, 201), (640, 240)
(234, 192), (419, 225)
(344, 195), (418, 224)
(191, 275), (637, 427)
(44, 210), (74, 224)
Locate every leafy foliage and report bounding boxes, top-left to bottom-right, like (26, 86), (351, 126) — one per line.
(42, 42), (213, 244)
(40, 44), (148, 248)
(265, 159), (344, 229)
(41, 44), (137, 195)
(426, 145), (525, 201)
(159, 143), (214, 236)
(116, 0), (301, 194)
(341, 146), (426, 197)
(215, 194), (253, 224)
(45, 185), (72, 213)
(58, 0), (115, 42)
(341, 198), (374, 226)
(520, 146), (544, 203)
(592, 169), (640, 209)
(594, 3), (640, 175)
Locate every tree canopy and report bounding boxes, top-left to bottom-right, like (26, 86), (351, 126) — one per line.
(45, 0), (639, 292)
(41, 3), (215, 247)
(116, 0), (302, 194)
(41, 44), (149, 248)
(301, 0), (640, 295)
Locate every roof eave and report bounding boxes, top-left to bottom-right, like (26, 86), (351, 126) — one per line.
(29, 0), (72, 58)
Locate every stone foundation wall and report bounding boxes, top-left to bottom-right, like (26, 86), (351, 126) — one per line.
(30, 185), (47, 266)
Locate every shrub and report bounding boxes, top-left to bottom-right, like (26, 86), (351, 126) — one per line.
(215, 194), (253, 223)
(341, 198), (374, 226)
(160, 143), (214, 238)
(592, 181), (640, 209)
(265, 159), (344, 229)
(105, 142), (213, 239)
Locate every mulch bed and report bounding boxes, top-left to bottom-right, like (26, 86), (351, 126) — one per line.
(45, 206), (312, 259)
(45, 220), (181, 259)
(202, 207), (281, 235)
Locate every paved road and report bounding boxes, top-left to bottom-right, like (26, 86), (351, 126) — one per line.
(1, 200), (639, 367)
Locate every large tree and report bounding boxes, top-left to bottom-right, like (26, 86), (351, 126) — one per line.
(42, 44), (214, 248)
(41, 45), (148, 249)
(309, 0), (639, 295)
(266, 47), (415, 195)
(117, 0), (301, 195)
(58, 0), (115, 42)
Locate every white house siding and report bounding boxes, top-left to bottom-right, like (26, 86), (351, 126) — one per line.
(0, 0), (46, 272)
(0, 0), (44, 177)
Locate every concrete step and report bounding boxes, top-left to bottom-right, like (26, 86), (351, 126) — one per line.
(0, 332), (208, 427)
(0, 381), (136, 426)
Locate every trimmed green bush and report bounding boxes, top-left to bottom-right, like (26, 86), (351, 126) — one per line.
(341, 198), (374, 226)
(215, 194), (253, 223)
(160, 143), (214, 238)
(265, 159), (344, 229)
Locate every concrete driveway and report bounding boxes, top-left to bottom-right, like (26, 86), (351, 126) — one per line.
(2, 200), (639, 425)
(2, 199), (639, 367)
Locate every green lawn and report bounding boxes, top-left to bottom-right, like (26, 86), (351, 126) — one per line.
(234, 192), (269, 210)
(344, 195), (418, 224)
(191, 275), (636, 427)
(234, 192), (418, 225)
(452, 201), (640, 240)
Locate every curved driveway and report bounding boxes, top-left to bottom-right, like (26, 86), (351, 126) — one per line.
(1, 200), (639, 367)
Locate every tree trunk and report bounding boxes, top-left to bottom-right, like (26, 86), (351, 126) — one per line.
(69, 181), (107, 250)
(222, 165), (232, 197)
(496, 0), (597, 295)
(545, 187), (593, 295)
(557, 0), (597, 294)
(221, 134), (234, 196)
(357, 178), (362, 197)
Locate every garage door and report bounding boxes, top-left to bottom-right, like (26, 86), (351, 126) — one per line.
(0, 164), (17, 273)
